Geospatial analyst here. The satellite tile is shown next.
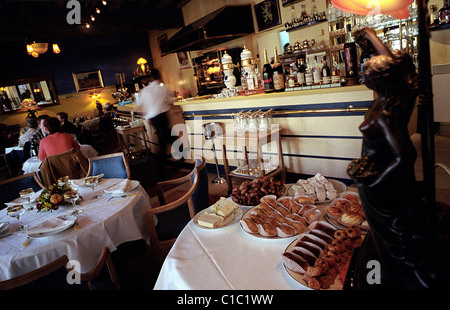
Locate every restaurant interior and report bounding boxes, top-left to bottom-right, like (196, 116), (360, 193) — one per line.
(0, 0), (449, 292)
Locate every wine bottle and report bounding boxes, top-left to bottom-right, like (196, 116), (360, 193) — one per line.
(262, 49), (274, 93)
(272, 47), (285, 92)
(312, 56), (322, 85)
(343, 24), (358, 85)
(296, 58), (306, 86)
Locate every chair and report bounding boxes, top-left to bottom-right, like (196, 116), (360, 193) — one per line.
(0, 247), (120, 290)
(0, 172), (44, 209)
(0, 154), (13, 179)
(0, 256), (70, 290)
(79, 247), (120, 290)
(191, 157), (210, 214)
(87, 152), (130, 179)
(145, 166), (199, 265)
(39, 148), (89, 187)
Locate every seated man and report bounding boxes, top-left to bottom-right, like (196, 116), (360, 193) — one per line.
(38, 117), (80, 162)
(18, 117), (38, 147)
(56, 112), (80, 136)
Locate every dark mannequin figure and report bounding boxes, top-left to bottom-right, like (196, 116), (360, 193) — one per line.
(346, 27), (449, 289)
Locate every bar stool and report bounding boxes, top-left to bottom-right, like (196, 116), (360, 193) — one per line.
(203, 122), (226, 185)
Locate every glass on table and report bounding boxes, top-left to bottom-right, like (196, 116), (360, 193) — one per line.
(85, 176), (100, 199)
(7, 205), (27, 231)
(19, 188), (35, 210)
(64, 190), (81, 214)
(57, 176), (69, 187)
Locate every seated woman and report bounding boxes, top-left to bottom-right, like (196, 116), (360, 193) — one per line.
(38, 117), (80, 161)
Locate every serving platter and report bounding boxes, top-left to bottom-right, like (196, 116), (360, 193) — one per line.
(287, 179), (347, 204)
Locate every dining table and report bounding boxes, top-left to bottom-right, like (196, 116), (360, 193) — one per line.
(0, 177), (151, 282)
(21, 144), (99, 174)
(154, 182), (359, 290)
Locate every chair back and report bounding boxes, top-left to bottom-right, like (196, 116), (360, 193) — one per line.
(145, 167), (199, 265)
(0, 173), (44, 209)
(80, 247), (120, 290)
(87, 152), (130, 179)
(0, 256), (70, 290)
(39, 148), (89, 187)
(192, 157), (209, 214)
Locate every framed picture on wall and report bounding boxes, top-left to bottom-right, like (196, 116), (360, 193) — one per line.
(177, 51), (191, 69)
(72, 70), (104, 92)
(158, 34), (169, 56)
(254, 0), (281, 32)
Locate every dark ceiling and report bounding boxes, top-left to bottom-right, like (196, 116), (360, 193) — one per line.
(0, 0), (188, 42)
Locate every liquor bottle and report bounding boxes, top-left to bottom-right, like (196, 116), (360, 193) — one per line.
(322, 56), (331, 84)
(305, 58), (313, 86)
(343, 24), (358, 85)
(311, 0), (319, 21)
(296, 58), (306, 86)
(240, 67), (247, 90)
(272, 47), (285, 92)
(301, 5), (308, 25)
(331, 54), (341, 84)
(312, 56), (322, 85)
(262, 49), (274, 93)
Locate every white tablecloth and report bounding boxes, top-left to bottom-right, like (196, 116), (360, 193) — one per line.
(22, 144), (99, 174)
(0, 178), (151, 281)
(153, 205), (309, 290)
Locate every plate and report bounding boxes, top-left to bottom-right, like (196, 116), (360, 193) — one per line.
(104, 180), (140, 196)
(283, 237), (344, 290)
(0, 222), (10, 235)
(193, 206), (243, 229)
(324, 214), (369, 234)
(239, 206), (308, 239)
(287, 179), (347, 204)
(27, 215), (77, 238)
(231, 186), (287, 208)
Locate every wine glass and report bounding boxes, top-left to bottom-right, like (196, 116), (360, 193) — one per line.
(7, 205), (27, 231)
(19, 188), (35, 211)
(57, 176), (69, 187)
(85, 177), (100, 199)
(64, 190), (80, 214)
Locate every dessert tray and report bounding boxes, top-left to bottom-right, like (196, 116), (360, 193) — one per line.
(287, 173), (347, 204)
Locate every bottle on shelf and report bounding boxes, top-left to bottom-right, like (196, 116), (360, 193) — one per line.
(262, 48), (274, 93)
(296, 58), (306, 86)
(305, 58), (313, 86)
(312, 56), (322, 85)
(342, 24), (359, 86)
(240, 67), (247, 90)
(311, 0), (319, 22)
(331, 54), (341, 84)
(327, 1), (336, 22)
(272, 47), (285, 92)
(322, 55), (331, 84)
(301, 5), (309, 25)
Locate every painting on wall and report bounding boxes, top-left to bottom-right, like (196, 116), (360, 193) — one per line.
(158, 34), (169, 57)
(72, 70), (104, 92)
(254, 0), (281, 32)
(177, 52), (191, 69)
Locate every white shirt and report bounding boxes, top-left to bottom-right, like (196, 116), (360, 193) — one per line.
(18, 127), (38, 147)
(136, 80), (172, 120)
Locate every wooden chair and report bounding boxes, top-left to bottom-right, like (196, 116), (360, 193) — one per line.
(145, 166), (199, 265)
(79, 247), (120, 290)
(87, 152), (130, 179)
(0, 172), (45, 209)
(0, 256), (70, 290)
(0, 247), (120, 290)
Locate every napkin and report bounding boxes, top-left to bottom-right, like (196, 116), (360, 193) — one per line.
(104, 179), (131, 194)
(27, 217), (73, 235)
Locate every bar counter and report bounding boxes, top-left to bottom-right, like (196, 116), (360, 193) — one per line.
(175, 85), (375, 181)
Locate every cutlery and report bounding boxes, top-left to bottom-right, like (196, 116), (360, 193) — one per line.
(107, 193), (137, 202)
(22, 236), (31, 247)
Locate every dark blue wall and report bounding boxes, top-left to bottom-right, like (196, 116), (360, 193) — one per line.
(1, 31), (152, 94)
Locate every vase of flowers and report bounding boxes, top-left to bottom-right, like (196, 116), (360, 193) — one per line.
(36, 183), (73, 211)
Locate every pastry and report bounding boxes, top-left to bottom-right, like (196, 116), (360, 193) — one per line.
(271, 212), (287, 223)
(295, 241), (323, 258)
(275, 204), (290, 216)
(334, 230), (345, 239)
(294, 195), (315, 205)
(240, 217), (258, 233)
(276, 223), (296, 237)
(290, 247), (317, 266)
(309, 229), (334, 244)
(282, 252), (309, 274)
(340, 212), (363, 227)
(249, 207), (269, 219)
(260, 195), (278, 208)
(257, 223), (277, 237)
(309, 221), (337, 237)
(303, 209), (320, 224)
(277, 196), (292, 209)
(326, 206), (343, 219)
(258, 202), (277, 215)
(198, 213), (224, 228)
(289, 200), (302, 214)
(332, 198), (352, 211)
(344, 226), (361, 239)
(285, 218), (308, 234)
(305, 266), (323, 277)
(298, 204), (316, 215)
(298, 234), (328, 250)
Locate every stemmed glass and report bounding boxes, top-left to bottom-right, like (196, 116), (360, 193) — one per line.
(85, 177), (100, 199)
(57, 176), (69, 187)
(20, 188), (35, 211)
(63, 190), (81, 214)
(7, 205), (27, 231)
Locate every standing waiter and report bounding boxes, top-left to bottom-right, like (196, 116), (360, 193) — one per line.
(136, 69), (173, 181)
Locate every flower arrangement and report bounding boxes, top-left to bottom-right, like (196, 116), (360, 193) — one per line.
(36, 183), (72, 212)
(20, 98), (37, 109)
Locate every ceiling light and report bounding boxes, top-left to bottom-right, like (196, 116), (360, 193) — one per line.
(331, 0), (413, 19)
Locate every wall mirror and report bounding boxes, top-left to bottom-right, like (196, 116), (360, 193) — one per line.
(0, 75), (59, 114)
